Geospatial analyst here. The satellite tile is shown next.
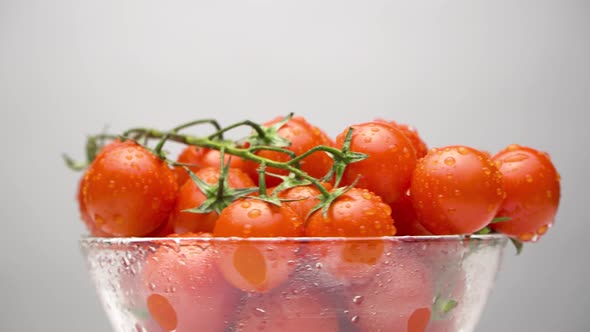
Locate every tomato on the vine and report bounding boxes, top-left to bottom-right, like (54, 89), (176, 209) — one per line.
(304, 187), (395, 283)
(490, 144), (560, 241)
(82, 140), (178, 236)
(213, 198), (304, 292)
(305, 187), (395, 237)
(410, 145), (505, 235)
(141, 233), (239, 332)
(242, 116), (334, 187)
(276, 182), (333, 221)
(169, 166), (255, 234)
(173, 146), (248, 186)
(335, 121), (417, 204)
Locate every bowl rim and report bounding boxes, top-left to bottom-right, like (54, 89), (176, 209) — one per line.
(79, 234), (509, 245)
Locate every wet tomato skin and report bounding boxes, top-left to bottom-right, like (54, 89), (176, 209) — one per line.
(335, 121), (417, 204)
(82, 140), (178, 237)
(490, 144), (561, 241)
(410, 145), (505, 235)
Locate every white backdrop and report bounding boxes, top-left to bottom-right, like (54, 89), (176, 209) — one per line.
(1, 0), (589, 331)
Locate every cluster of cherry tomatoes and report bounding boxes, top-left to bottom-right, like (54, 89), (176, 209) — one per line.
(74, 114), (560, 243)
(71, 114), (560, 332)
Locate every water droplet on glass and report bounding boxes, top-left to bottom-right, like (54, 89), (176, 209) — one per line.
(353, 295), (364, 304)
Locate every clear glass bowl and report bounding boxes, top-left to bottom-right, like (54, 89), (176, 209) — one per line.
(80, 235), (507, 332)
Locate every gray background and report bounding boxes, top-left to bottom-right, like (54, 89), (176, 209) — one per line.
(1, 0), (589, 331)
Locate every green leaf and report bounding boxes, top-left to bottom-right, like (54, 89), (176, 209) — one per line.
(490, 216), (511, 224)
(62, 154), (87, 171)
(510, 238), (524, 255)
(432, 296), (458, 320)
(475, 226), (492, 235)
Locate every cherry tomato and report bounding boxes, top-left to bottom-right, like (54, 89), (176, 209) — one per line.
(410, 146), (505, 235)
(213, 199), (304, 292)
(490, 144), (561, 241)
(82, 140), (178, 236)
(242, 116), (334, 187)
(234, 284), (338, 332)
(169, 166), (255, 234)
(305, 188), (396, 283)
(76, 176), (109, 237)
(389, 193), (432, 236)
(141, 233), (239, 332)
(305, 187), (396, 237)
(173, 146), (248, 187)
(344, 255), (434, 332)
(376, 118), (428, 158)
(277, 182), (333, 221)
(335, 121), (417, 204)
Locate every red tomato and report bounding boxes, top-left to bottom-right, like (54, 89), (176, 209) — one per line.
(76, 176), (109, 237)
(82, 140), (178, 236)
(376, 118), (429, 158)
(344, 255), (434, 332)
(173, 146), (248, 187)
(390, 193), (433, 236)
(277, 182), (333, 221)
(169, 167), (255, 234)
(335, 121), (417, 204)
(490, 144), (561, 241)
(410, 146), (505, 235)
(213, 199), (304, 292)
(305, 188), (396, 284)
(242, 116), (334, 187)
(305, 187), (396, 237)
(141, 233), (239, 332)
(234, 284), (339, 332)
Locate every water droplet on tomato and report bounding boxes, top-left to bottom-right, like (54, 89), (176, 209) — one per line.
(444, 157), (455, 166)
(537, 224), (549, 235)
(243, 224), (252, 235)
(362, 192), (372, 200)
(241, 201), (251, 209)
(248, 209), (261, 219)
(351, 316), (360, 324)
(525, 174), (533, 183)
(363, 136), (372, 143)
(506, 144), (521, 152)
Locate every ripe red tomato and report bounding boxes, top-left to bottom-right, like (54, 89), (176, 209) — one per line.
(213, 199), (304, 292)
(76, 176), (110, 237)
(173, 146), (248, 187)
(141, 233), (239, 332)
(277, 182), (333, 221)
(344, 255), (434, 332)
(304, 188), (396, 283)
(335, 121), (417, 204)
(234, 284), (339, 332)
(82, 140), (178, 236)
(490, 144), (561, 241)
(376, 118), (429, 158)
(410, 146), (505, 235)
(305, 187), (396, 237)
(389, 194), (432, 236)
(242, 116), (334, 187)
(169, 166), (255, 234)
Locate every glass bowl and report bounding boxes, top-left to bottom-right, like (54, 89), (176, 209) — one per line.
(80, 235), (507, 332)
